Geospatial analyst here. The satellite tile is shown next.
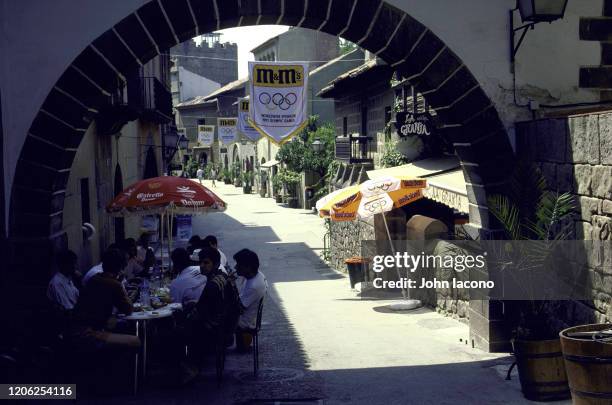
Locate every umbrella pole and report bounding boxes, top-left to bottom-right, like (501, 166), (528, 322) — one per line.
(160, 212), (164, 277)
(381, 214), (407, 299)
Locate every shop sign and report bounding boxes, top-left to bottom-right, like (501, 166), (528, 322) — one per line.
(395, 112), (432, 137)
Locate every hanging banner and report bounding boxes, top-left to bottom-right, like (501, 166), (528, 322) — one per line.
(217, 118), (238, 145)
(176, 215), (192, 241)
(248, 61), (309, 144)
(237, 98), (261, 141)
(197, 125), (214, 146)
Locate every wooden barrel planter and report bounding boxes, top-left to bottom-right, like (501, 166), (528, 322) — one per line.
(512, 339), (571, 401)
(560, 324), (612, 405)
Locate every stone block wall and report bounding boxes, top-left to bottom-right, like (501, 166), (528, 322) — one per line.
(516, 111), (612, 324)
(329, 219), (375, 273)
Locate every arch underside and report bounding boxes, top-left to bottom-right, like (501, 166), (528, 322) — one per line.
(9, 0), (514, 278)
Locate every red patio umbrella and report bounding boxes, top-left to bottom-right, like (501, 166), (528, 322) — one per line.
(106, 176), (227, 270)
(106, 176), (226, 216)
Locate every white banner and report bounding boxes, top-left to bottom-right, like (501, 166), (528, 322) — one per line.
(217, 118), (238, 145)
(248, 61), (309, 144)
(237, 98), (261, 141)
(197, 125), (214, 146)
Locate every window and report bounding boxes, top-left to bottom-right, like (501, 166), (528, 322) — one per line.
(343, 117), (348, 136)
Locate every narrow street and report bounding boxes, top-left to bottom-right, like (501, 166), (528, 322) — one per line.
(119, 180), (570, 405)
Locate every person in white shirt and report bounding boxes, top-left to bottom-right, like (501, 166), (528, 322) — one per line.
(170, 248), (206, 305)
(233, 249), (267, 351)
(82, 262), (103, 286)
(203, 235), (227, 272)
(196, 167), (204, 184)
(47, 250), (80, 310)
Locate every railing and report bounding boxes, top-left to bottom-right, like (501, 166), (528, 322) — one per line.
(335, 134), (374, 163)
(127, 76), (173, 124)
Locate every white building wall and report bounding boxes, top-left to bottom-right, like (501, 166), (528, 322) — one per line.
(176, 67), (221, 103)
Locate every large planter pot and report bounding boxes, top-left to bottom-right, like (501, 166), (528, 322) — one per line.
(275, 194), (283, 203)
(344, 257), (370, 289)
(560, 324), (612, 404)
(512, 338), (570, 401)
(287, 197), (298, 208)
(224, 178), (231, 184)
(243, 185), (251, 194)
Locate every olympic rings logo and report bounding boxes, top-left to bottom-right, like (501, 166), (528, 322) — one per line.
(364, 197), (388, 212)
(258, 92), (298, 111)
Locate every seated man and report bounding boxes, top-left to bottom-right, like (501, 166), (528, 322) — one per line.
(47, 249), (80, 311)
(70, 248), (140, 352)
(202, 235), (227, 272)
(82, 243), (118, 286)
(120, 238), (144, 279)
(234, 249), (267, 351)
(170, 248), (206, 305)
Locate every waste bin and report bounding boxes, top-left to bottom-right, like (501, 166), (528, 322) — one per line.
(344, 257), (370, 289)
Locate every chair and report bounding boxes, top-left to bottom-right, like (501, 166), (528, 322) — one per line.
(241, 298), (264, 377)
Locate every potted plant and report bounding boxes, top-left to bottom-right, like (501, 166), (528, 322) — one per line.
(241, 171), (253, 194)
(272, 174), (283, 203)
(232, 162), (242, 187)
(222, 168), (231, 184)
(488, 163), (574, 402)
(277, 169), (301, 208)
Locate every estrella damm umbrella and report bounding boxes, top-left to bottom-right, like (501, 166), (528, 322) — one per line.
(316, 176), (426, 221)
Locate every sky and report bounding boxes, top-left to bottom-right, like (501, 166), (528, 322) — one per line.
(195, 25), (290, 78)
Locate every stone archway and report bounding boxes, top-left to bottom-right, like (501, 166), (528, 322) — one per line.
(8, 0), (513, 305)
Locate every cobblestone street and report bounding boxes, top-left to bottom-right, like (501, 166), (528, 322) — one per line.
(100, 180), (571, 405)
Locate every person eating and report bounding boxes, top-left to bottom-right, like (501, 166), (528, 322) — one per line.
(169, 248), (206, 305)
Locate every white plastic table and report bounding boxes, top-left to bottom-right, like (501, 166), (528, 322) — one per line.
(120, 303), (182, 392)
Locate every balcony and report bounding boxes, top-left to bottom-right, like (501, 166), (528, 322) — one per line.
(97, 76), (173, 135)
(335, 134), (374, 164)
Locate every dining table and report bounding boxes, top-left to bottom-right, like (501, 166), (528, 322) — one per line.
(120, 302), (182, 393)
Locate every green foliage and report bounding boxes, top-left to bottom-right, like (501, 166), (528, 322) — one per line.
(241, 171), (255, 186)
(380, 141), (408, 168)
(488, 163), (574, 241)
(184, 157), (199, 178)
(276, 116), (336, 177)
(487, 162), (575, 340)
(222, 168), (230, 181)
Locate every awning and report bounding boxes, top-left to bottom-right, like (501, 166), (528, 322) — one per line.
(422, 169), (469, 214)
(366, 156), (459, 180)
(367, 156), (469, 214)
(260, 159), (279, 168)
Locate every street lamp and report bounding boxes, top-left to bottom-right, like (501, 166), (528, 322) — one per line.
(311, 138), (324, 153)
(510, 0), (569, 66)
(178, 134), (189, 150)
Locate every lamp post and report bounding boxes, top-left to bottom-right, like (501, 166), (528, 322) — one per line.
(311, 138), (324, 154)
(510, 0), (569, 69)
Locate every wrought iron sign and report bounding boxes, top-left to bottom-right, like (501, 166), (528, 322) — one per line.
(395, 112), (432, 137)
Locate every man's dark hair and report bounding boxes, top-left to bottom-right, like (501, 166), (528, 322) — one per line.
(203, 235), (218, 247)
(56, 250), (77, 271)
(233, 249), (259, 271)
(102, 248), (127, 274)
(171, 248), (190, 270)
(199, 246), (220, 268)
(188, 235), (201, 245)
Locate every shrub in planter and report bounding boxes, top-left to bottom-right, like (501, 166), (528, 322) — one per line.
(287, 197), (299, 208)
(275, 194), (283, 203)
(488, 163), (574, 402)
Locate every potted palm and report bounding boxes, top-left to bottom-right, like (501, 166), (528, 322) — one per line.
(222, 168), (231, 184)
(488, 163), (574, 402)
(241, 172), (253, 194)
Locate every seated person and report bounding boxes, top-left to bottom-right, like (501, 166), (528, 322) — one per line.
(170, 248), (206, 305)
(120, 238), (144, 279)
(136, 233), (156, 270)
(47, 249), (80, 311)
(70, 248), (139, 352)
(82, 243), (118, 286)
(234, 249), (267, 351)
(186, 235), (201, 256)
(202, 235), (227, 272)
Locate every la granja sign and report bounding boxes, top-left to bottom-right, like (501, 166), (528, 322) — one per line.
(395, 112), (432, 137)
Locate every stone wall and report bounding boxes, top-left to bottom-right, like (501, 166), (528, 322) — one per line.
(329, 219), (375, 273)
(516, 111), (612, 324)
